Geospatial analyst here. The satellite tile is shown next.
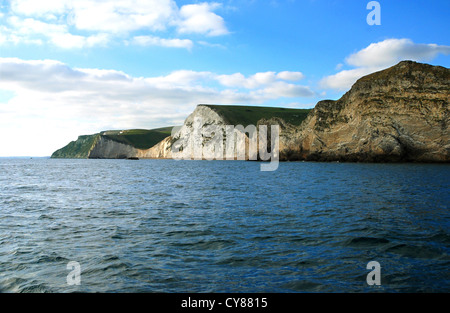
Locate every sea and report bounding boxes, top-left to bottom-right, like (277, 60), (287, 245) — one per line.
(0, 158), (448, 293)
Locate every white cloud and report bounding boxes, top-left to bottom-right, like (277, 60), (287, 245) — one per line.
(321, 39), (450, 90)
(177, 2), (229, 36)
(1, 16), (110, 49)
(346, 39), (450, 68)
(0, 58), (315, 156)
(319, 67), (377, 91)
(144, 70), (214, 90)
(70, 0), (177, 33)
(216, 73), (246, 88)
(276, 71), (305, 81)
(250, 72), (277, 87)
(10, 0), (70, 17)
(50, 32), (109, 49)
(335, 63), (344, 71)
(9, 0), (177, 33)
(1, 0), (229, 48)
(216, 71), (306, 89)
(8, 16), (66, 36)
(197, 40), (226, 49)
(131, 35), (193, 50)
(259, 81), (314, 98)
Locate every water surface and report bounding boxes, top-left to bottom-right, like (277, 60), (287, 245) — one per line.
(0, 158), (448, 292)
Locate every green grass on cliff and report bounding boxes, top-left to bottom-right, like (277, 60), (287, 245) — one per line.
(51, 134), (100, 158)
(101, 127), (173, 150)
(203, 105), (311, 126)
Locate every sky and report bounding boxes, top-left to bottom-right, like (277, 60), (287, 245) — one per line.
(0, 0), (449, 156)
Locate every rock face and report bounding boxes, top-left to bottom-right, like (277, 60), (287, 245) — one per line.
(89, 136), (138, 159)
(279, 61), (449, 162)
(138, 136), (173, 159)
(137, 105), (252, 160)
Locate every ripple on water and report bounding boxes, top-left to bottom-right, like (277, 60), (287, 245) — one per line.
(344, 237), (391, 247)
(384, 243), (446, 260)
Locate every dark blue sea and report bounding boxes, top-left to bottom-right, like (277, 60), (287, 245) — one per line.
(0, 158), (449, 293)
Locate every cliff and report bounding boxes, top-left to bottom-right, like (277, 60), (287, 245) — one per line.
(138, 105), (311, 160)
(280, 61), (449, 162)
(51, 106), (311, 159)
(51, 134), (100, 159)
(149, 61), (448, 163)
(51, 128), (172, 159)
(52, 61), (449, 163)
(88, 136), (139, 159)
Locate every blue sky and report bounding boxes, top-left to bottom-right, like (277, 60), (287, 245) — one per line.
(0, 0), (449, 156)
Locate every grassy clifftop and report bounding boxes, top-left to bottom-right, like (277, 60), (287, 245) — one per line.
(101, 127), (173, 150)
(203, 105), (311, 126)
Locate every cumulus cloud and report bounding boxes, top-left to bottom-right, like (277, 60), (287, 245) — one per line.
(10, 0), (69, 17)
(216, 71), (306, 90)
(320, 39), (450, 90)
(0, 0), (229, 49)
(346, 39), (450, 68)
(276, 71), (305, 81)
(1, 15), (111, 49)
(259, 82), (314, 98)
(177, 2), (229, 36)
(68, 0), (177, 33)
(0, 58), (315, 156)
(319, 67), (376, 91)
(130, 36), (194, 50)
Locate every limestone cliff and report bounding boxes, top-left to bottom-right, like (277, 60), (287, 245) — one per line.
(88, 136), (138, 159)
(278, 61), (449, 162)
(138, 105), (245, 160)
(138, 105), (309, 160)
